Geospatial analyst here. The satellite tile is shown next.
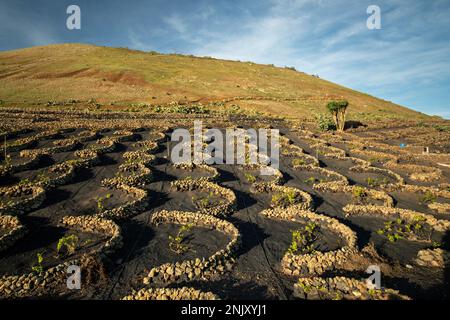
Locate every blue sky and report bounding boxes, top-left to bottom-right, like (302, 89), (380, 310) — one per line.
(0, 0), (449, 118)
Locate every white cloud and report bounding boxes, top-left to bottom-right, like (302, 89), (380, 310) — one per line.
(135, 0), (450, 116)
(164, 14), (188, 34)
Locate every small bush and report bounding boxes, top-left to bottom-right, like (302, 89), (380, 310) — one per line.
(304, 177), (317, 184)
(153, 104), (209, 114)
(271, 190), (298, 208)
(366, 177), (389, 187)
(168, 223), (194, 254)
(244, 173), (257, 184)
(376, 216), (427, 243)
(96, 194), (112, 213)
(287, 223), (319, 255)
(173, 105), (209, 114)
(315, 113), (336, 132)
(32, 252), (44, 274)
(192, 192), (220, 209)
(57, 235), (79, 256)
(420, 191), (437, 204)
(352, 186), (367, 202)
(292, 158), (305, 167)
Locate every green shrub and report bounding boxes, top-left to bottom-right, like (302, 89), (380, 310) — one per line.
(32, 252), (44, 274)
(96, 194), (112, 213)
(432, 125), (450, 132)
(271, 190), (298, 208)
(420, 191), (437, 204)
(352, 186), (367, 202)
(244, 173), (257, 184)
(192, 192), (220, 209)
(292, 158), (305, 167)
(367, 177), (389, 187)
(153, 104), (210, 114)
(304, 177), (317, 184)
(287, 223), (319, 255)
(173, 104), (209, 114)
(57, 235), (79, 256)
(377, 216), (427, 243)
(168, 223), (194, 254)
(315, 113), (336, 132)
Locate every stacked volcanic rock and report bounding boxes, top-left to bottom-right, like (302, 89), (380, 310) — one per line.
(0, 184), (46, 216)
(294, 276), (410, 300)
(415, 248), (450, 268)
(61, 215), (123, 257)
(143, 210), (240, 285)
(171, 180), (236, 217)
(122, 287), (219, 300)
(0, 215), (27, 252)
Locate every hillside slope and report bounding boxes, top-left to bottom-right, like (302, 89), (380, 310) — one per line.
(0, 43), (427, 119)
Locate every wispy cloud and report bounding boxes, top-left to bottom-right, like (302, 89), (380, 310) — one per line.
(164, 14), (188, 34)
(184, 0), (450, 117)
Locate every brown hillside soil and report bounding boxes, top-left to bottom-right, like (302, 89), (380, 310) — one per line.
(0, 43), (431, 120)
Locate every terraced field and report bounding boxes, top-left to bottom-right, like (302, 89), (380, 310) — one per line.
(0, 107), (449, 300)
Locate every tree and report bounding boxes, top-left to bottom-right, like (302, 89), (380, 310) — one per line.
(326, 100), (349, 131)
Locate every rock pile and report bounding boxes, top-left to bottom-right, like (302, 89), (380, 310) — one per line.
(122, 287), (219, 300)
(0, 215), (27, 252)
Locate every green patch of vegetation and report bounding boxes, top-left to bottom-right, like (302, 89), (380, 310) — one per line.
(368, 157), (382, 164)
(352, 186), (367, 202)
(287, 223), (319, 255)
(271, 190), (299, 208)
(154, 104), (209, 114)
(376, 216), (427, 243)
(298, 282), (313, 294)
(0, 199), (14, 207)
(32, 252), (44, 274)
(304, 177), (317, 185)
(192, 192), (220, 209)
(95, 194), (112, 213)
(420, 191), (437, 204)
(226, 104), (241, 114)
(333, 292), (343, 300)
(315, 113), (336, 132)
(366, 177), (389, 187)
(244, 173), (257, 184)
(291, 158), (305, 167)
(56, 235), (79, 256)
(432, 124), (450, 132)
(168, 223), (194, 255)
(367, 288), (383, 299)
(35, 172), (50, 185)
(432, 241), (442, 248)
(18, 178), (31, 186)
